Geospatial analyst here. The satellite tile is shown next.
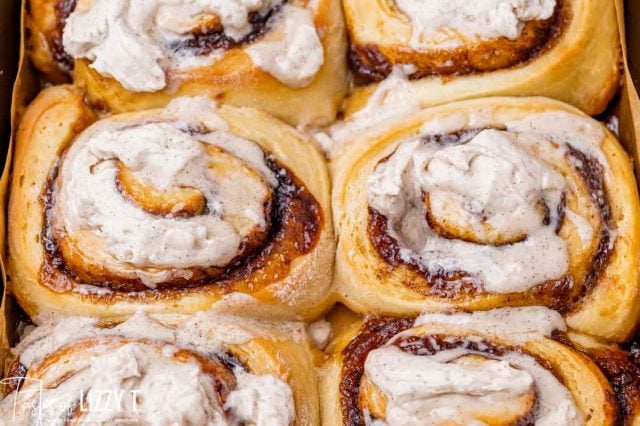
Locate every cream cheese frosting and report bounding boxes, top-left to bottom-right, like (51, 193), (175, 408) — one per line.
(363, 307), (581, 425)
(246, 4), (325, 88)
(366, 109), (611, 294)
(62, 0), (324, 91)
(2, 312), (300, 425)
(396, 0), (557, 48)
(52, 96), (275, 287)
(414, 306), (566, 341)
(365, 346), (582, 426)
(367, 128), (569, 293)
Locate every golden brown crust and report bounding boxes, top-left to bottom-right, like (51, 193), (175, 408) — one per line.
(342, 0), (620, 116)
(27, 0), (348, 126)
(332, 97), (640, 342)
(8, 85), (335, 321)
(321, 317), (618, 425)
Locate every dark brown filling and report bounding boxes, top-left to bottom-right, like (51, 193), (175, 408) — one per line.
(50, 0), (77, 73)
(47, 0), (284, 74)
(367, 131), (614, 313)
(167, 5), (282, 55)
(574, 340), (640, 425)
(40, 148), (322, 297)
(348, 0), (570, 85)
(339, 317), (569, 426)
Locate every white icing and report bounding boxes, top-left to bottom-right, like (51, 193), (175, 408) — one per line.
(306, 319), (332, 350)
(226, 370), (296, 425)
(63, 0), (166, 91)
(419, 130), (565, 239)
(368, 128), (570, 293)
(317, 67), (419, 155)
(365, 345), (582, 425)
(396, 0), (556, 48)
(507, 111), (609, 179)
(414, 306), (566, 341)
(246, 5), (324, 87)
(53, 97), (275, 287)
(3, 312), (300, 425)
(14, 310), (307, 370)
(565, 209), (594, 247)
(62, 0), (323, 91)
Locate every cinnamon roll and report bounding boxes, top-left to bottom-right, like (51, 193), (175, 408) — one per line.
(0, 311), (320, 425)
(321, 307), (617, 425)
(8, 85), (334, 321)
(332, 97), (640, 341)
(342, 0), (620, 116)
(27, 0), (347, 126)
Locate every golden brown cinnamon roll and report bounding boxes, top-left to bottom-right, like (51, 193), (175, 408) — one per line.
(27, 0), (347, 126)
(8, 85), (334, 321)
(342, 0), (620, 116)
(0, 312), (320, 425)
(332, 97), (640, 341)
(321, 307), (617, 425)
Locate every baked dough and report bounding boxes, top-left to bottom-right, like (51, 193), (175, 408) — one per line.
(321, 308), (617, 425)
(342, 0), (620, 116)
(332, 96), (640, 342)
(8, 85), (335, 321)
(1, 312), (321, 425)
(27, 0), (348, 126)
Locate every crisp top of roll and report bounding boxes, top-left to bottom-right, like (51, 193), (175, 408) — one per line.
(396, 0), (556, 48)
(366, 109), (609, 295)
(62, 0), (324, 91)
